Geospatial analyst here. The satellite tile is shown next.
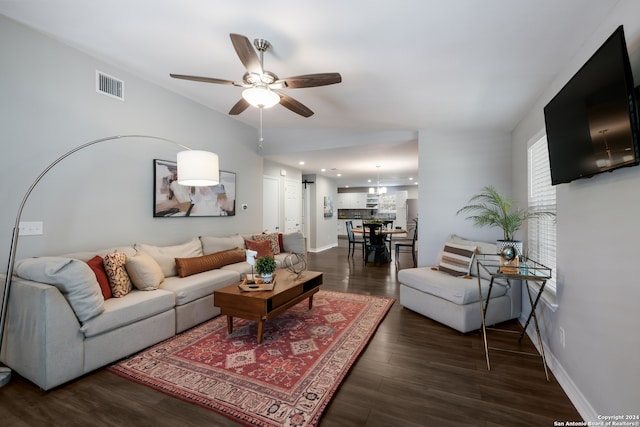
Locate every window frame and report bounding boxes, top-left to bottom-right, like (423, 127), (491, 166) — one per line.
(527, 135), (557, 300)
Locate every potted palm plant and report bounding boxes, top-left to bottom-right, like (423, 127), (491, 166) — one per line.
(457, 186), (554, 256)
(255, 255), (277, 283)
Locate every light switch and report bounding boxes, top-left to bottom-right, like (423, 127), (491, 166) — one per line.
(18, 221), (43, 236)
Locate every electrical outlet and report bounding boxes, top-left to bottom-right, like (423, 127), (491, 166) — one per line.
(559, 327), (565, 348)
(18, 221), (43, 236)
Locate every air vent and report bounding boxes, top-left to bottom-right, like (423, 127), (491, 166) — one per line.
(96, 70), (124, 100)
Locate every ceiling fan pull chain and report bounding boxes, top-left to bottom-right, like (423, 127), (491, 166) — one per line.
(259, 107), (264, 150)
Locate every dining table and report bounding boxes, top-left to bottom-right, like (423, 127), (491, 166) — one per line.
(352, 226), (407, 263)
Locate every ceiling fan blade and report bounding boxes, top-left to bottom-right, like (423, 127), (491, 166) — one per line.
(278, 93), (314, 117)
(229, 33), (263, 75)
(228, 98), (250, 115)
(276, 72), (342, 89)
(170, 73), (239, 86)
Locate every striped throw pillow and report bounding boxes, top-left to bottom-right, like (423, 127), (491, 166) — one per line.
(439, 242), (477, 277)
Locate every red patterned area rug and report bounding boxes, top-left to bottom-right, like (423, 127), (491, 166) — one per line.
(109, 290), (394, 426)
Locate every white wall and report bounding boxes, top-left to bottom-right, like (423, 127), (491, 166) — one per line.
(511, 0), (640, 418)
(418, 129), (512, 265)
(0, 16), (262, 263)
(303, 174), (338, 252)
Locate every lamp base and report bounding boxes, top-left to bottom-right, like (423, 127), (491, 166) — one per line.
(0, 366), (11, 387)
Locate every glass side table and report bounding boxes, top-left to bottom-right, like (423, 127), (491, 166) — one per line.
(475, 253), (552, 381)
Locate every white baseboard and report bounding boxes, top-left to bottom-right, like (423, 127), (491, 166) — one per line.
(307, 243), (338, 253)
(519, 319), (598, 422)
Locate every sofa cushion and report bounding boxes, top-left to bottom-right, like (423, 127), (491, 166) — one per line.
(134, 237), (202, 277)
(282, 231), (305, 254)
(80, 288), (175, 338)
(62, 246), (137, 262)
(175, 247), (246, 278)
(86, 256), (112, 300)
(125, 251), (164, 290)
(220, 261), (253, 275)
(160, 269), (240, 306)
(438, 242), (476, 277)
(200, 234), (245, 255)
(251, 232), (281, 255)
(398, 267), (508, 305)
(244, 239), (273, 257)
(103, 252), (133, 298)
(16, 257), (105, 323)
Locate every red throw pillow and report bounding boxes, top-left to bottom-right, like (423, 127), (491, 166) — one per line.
(86, 255), (112, 300)
(244, 239), (273, 258)
(278, 233), (285, 253)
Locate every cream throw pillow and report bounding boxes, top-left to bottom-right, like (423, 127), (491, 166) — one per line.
(126, 251), (164, 290)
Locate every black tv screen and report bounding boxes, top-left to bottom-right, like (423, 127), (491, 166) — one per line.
(544, 25), (640, 185)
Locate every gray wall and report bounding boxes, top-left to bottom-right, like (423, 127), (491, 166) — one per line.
(417, 129), (512, 265)
(0, 16), (263, 262)
(511, 0), (640, 418)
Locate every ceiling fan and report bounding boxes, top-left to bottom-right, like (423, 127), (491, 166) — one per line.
(170, 33), (342, 118)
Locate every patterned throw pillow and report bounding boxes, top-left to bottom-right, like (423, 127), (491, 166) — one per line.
(103, 252), (133, 297)
(252, 233), (281, 255)
(438, 242), (477, 277)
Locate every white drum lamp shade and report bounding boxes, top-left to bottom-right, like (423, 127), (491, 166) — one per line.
(242, 87), (280, 109)
(177, 150), (220, 186)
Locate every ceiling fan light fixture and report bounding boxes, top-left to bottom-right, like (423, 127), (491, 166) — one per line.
(242, 86), (280, 108)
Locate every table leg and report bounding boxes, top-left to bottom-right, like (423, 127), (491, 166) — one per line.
(477, 263), (492, 371)
(226, 316), (233, 334)
(309, 295), (314, 309)
(522, 280), (551, 381)
(257, 319), (264, 344)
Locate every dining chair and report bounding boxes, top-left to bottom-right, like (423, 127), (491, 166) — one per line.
(395, 223), (418, 267)
(345, 220), (365, 258)
(363, 223), (387, 265)
(382, 220), (394, 249)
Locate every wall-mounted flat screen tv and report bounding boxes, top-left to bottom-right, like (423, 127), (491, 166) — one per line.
(544, 25), (640, 185)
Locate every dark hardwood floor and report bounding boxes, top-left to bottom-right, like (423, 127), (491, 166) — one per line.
(0, 240), (581, 426)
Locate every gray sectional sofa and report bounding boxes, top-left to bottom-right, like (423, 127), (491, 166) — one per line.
(0, 231), (305, 390)
(398, 235), (521, 333)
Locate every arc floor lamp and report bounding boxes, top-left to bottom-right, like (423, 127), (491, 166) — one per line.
(0, 134), (220, 387)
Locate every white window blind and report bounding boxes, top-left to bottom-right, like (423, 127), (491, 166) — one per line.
(528, 136), (556, 292)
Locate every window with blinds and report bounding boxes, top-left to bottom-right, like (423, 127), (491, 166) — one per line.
(528, 136), (557, 292)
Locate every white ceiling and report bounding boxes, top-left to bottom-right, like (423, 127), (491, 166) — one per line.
(0, 0), (621, 187)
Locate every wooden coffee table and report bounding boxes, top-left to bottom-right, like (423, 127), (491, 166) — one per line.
(214, 269), (323, 343)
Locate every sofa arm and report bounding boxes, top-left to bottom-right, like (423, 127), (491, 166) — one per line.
(0, 275), (84, 390)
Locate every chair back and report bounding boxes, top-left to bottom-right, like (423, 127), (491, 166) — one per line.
(363, 223), (384, 247)
(346, 220), (355, 242)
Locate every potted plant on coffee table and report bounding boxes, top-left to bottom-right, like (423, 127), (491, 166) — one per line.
(457, 185), (554, 257)
(255, 255), (277, 283)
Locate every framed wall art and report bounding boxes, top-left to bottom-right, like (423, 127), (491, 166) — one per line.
(153, 159), (236, 217)
(324, 196), (333, 218)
